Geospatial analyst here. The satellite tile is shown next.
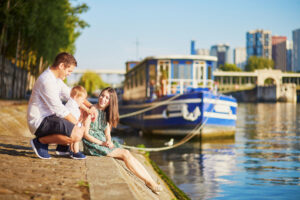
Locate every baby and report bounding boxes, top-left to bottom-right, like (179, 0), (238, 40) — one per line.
(65, 85), (90, 159)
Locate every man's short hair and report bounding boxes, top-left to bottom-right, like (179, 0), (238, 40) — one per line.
(52, 52), (77, 68)
(70, 85), (87, 98)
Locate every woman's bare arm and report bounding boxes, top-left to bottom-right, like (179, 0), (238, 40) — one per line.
(104, 123), (112, 142)
(83, 116), (104, 146)
(83, 130), (105, 146)
(104, 123), (114, 148)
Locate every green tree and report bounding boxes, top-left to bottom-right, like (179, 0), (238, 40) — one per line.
(245, 56), (274, 72)
(0, 0), (89, 98)
(78, 72), (110, 95)
(219, 63), (242, 72)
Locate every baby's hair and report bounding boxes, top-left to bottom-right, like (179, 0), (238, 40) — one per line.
(70, 85), (87, 98)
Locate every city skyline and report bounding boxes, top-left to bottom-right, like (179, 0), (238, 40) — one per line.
(73, 0), (300, 70)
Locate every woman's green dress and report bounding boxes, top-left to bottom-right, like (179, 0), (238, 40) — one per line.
(82, 109), (121, 156)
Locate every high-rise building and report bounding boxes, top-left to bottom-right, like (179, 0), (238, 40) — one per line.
(234, 47), (247, 70)
(190, 40), (196, 55)
(293, 28), (300, 72)
(190, 40), (210, 56)
(272, 36), (287, 71)
(286, 40), (293, 72)
(210, 44), (230, 67)
(246, 29), (272, 60)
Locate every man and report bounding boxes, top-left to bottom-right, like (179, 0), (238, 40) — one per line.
(27, 52), (97, 159)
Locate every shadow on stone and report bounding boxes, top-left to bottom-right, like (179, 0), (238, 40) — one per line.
(0, 143), (35, 157)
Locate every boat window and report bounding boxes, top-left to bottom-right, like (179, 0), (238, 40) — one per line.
(134, 71), (138, 87)
(196, 67), (201, 80)
(137, 71), (139, 86)
(173, 63), (192, 79)
(149, 64), (156, 82)
(138, 69), (142, 86)
(139, 64), (146, 85)
(129, 74), (133, 89)
(207, 66), (212, 80)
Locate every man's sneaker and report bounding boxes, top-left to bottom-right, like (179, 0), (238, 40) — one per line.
(30, 138), (51, 159)
(55, 145), (70, 156)
(70, 151), (86, 160)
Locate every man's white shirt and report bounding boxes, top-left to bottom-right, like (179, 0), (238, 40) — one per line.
(27, 68), (71, 134)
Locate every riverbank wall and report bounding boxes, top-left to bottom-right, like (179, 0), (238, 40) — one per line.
(225, 83), (297, 103)
(0, 101), (178, 200)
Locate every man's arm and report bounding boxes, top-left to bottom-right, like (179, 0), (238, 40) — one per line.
(80, 101), (91, 113)
(64, 113), (77, 124)
(83, 99), (92, 108)
(83, 99), (98, 121)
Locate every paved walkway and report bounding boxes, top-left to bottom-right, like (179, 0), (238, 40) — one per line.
(0, 102), (175, 200)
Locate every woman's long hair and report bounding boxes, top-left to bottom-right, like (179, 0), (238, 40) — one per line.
(99, 87), (119, 128)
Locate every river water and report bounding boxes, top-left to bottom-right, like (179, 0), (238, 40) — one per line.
(114, 103), (300, 200)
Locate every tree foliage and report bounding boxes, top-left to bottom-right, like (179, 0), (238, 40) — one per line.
(1, 0), (89, 67)
(78, 72), (110, 95)
(219, 63), (242, 72)
(245, 56), (274, 72)
(0, 0), (89, 98)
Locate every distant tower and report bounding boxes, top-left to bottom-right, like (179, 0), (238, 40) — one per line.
(234, 47), (247, 70)
(286, 40), (293, 71)
(190, 40), (196, 55)
(246, 29), (272, 60)
(210, 44), (230, 67)
(272, 36), (287, 71)
(293, 28), (300, 72)
(190, 40), (210, 56)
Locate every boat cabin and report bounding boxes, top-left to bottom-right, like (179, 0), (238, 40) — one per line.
(123, 55), (217, 101)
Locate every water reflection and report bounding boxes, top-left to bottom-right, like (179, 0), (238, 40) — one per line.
(114, 103), (300, 200)
(237, 104), (300, 186)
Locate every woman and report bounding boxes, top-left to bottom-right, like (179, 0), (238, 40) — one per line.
(82, 87), (162, 194)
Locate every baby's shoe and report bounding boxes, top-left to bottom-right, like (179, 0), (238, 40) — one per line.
(70, 151), (86, 160)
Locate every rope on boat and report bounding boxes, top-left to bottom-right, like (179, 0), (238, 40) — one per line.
(120, 94), (221, 152)
(121, 116), (208, 152)
(119, 94), (182, 119)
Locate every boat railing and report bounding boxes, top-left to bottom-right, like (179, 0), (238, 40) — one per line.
(168, 79), (216, 94)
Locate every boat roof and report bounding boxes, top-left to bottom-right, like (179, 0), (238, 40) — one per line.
(144, 54), (218, 62)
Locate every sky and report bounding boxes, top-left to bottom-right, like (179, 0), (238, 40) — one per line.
(72, 0), (300, 71)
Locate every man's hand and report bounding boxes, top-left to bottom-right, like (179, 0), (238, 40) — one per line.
(83, 99), (98, 122)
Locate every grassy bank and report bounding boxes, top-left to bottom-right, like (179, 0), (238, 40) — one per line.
(146, 155), (191, 200)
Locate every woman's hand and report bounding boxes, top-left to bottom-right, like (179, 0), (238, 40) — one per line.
(104, 140), (114, 149)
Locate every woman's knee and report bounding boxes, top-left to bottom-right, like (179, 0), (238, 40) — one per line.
(121, 149), (132, 160)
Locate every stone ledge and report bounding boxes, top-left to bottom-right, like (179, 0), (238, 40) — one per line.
(0, 103), (176, 200)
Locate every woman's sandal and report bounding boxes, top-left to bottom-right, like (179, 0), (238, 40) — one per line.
(146, 183), (163, 195)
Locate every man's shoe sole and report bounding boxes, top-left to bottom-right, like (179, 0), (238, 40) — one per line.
(30, 140), (51, 159)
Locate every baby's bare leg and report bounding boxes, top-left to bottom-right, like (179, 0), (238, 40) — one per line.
(73, 142), (80, 153)
(70, 125), (85, 142)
